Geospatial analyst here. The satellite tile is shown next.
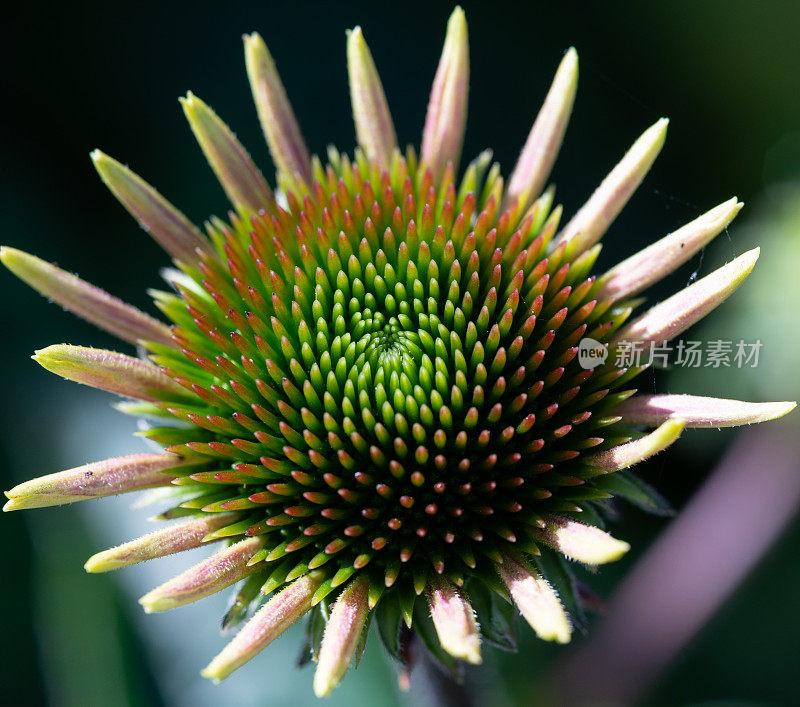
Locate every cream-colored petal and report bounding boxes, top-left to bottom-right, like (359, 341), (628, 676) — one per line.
(613, 249), (759, 346)
(537, 515), (631, 565)
(426, 575), (482, 664)
(202, 571), (324, 682)
(244, 33), (312, 184)
(496, 553), (571, 644)
(420, 7), (469, 182)
(505, 48), (578, 211)
(598, 197), (743, 301)
(556, 118), (668, 255)
(616, 394), (796, 428)
(181, 92), (273, 213)
(347, 27), (398, 168)
(586, 418), (686, 471)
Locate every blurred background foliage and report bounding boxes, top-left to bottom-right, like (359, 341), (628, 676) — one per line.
(2, 1), (799, 705)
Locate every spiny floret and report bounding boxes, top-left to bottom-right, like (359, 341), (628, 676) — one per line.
(143, 148), (636, 606)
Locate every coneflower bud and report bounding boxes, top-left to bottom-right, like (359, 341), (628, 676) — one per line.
(2, 5), (794, 698)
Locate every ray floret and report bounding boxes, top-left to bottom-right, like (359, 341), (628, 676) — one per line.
(426, 575), (482, 664)
(616, 395), (797, 429)
(203, 571), (325, 682)
(346, 26), (398, 168)
(313, 574), (371, 696)
(0, 247), (174, 347)
(85, 513), (241, 572)
(3, 453), (183, 511)
(614, 248), (759, 346)
(496, 552), (572, 644)
(586, 418), (686, 471)
(91, 150), (208, 264)
(598, 197), (743, 301)
(420, 6), (469, 182)
(181, 92), (274, 213)
(536, 515), (631, 565)
(33, 344), (191, 402)
(557, 118), (668, 255)
(244, 32), (312, 184)
(505, 47), (578, 211)
(139, 537), (266, 613)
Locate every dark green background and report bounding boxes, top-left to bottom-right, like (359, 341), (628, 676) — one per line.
(2, 1), (800, 705)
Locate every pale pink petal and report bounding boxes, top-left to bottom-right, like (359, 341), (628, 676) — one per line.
(244, 33), (312, 184)
(505, 48), (578, 211)
(92, 150), (208, 265)
(613, 248), (759, 346)
(3, 453), (183, 511)
(598, 197), (743, 301)
(1, 247), (174, 347)
(420, 7), (469, 182)
(556, 118), (668, 255)
(181, 92), (274, 213)
(202, 571), (325, 682)
(84, 512), (241, 572)
(347, 27), (398, 168)
(139, 537), (266, 612)
(33, 344), (191, 402)
(586, 418), (686, 471)
(616, 394), (796, 429)
(314, 574), (371, 696)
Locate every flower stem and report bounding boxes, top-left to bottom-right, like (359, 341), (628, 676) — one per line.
(413, 649), (475, 707)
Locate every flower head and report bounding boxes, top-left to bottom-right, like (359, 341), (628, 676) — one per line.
(3, 6), (795, 696)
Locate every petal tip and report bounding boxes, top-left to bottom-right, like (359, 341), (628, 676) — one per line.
(604, 538), (631, 563)
(452, 637), (483, 664)
(563, 46), (579, 73)
(744, 246), (760, 265)
(588, 418), (685, 472)
(660, 416), (687, 436)
(772, 401), (797, 420)
(200, 665), (223, 685)
(84, 552), (118, 574)
(0, 245), (16, 264)
(138, 593), (164, 614)
(643, 117), (669, 155)
(312, 679), (332, 698)
(420, 5), (470, 179)
(347, 24), (397, 167)
(2, 485), (45, 511)
(539, 516), (632, 566)
(3, 498), (19, 512)
(448, 6), (467, 36)
(617, 395), (798, 429)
